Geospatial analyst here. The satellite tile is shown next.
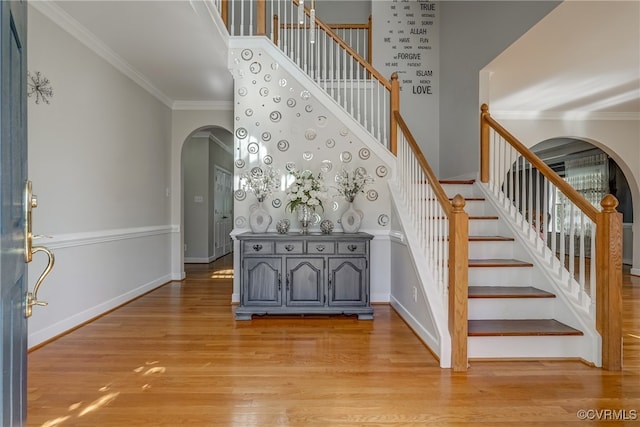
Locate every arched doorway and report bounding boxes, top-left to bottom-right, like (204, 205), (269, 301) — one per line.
(532, 137), (634, 265)
(182, 126), (234, 263)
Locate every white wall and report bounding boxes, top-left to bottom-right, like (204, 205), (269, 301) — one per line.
(183, 136), (211, 260)
(27, 5), (173, 347)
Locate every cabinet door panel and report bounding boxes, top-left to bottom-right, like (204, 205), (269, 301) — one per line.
(286, 258), (324, 306)
(328, 258), (367, 306)
(244, 258), (281, 306)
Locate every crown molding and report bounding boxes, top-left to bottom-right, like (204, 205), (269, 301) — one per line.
(30, 1), (174, 108)
(492, 110), (640, 121)
(172, 100), (234, 111)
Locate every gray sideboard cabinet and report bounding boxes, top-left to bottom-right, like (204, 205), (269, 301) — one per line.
(235, 232), (374, 320)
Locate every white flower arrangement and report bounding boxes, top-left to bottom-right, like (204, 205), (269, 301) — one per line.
(240, 166), (280, 202)
(334, 167), (374, 202)
(285, 169), (328, 212)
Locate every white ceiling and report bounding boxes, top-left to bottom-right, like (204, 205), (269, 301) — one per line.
(42, 0), (234, 106)
(37, 1), (639, 117)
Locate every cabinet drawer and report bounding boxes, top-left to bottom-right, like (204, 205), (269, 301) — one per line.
(337, 241), (367, 255)
(276, 241), (304, 254)
(308, 242), (335, 254)
(243, 241), (274, 254)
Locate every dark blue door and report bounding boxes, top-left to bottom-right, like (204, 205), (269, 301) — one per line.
(0, 0), (28, 425)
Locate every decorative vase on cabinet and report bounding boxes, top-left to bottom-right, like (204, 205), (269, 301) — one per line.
(296, 204), (313, 234)
(340, 201), (362, 233)
(249, 200), (272, 233)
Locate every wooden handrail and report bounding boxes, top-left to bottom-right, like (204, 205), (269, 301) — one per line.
(290, 0), (391, 90)
(480, 104), (599, 222)
(394, 111), (453, 216)
(390, 73), (400, 155)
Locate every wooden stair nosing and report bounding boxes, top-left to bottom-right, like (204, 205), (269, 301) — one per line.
(439, 179), (476, 185)
(469, 236), (514, 242)
(468, 319), (583, 337)
(468, 259), (534, 268)
(468, 286), (555, 299)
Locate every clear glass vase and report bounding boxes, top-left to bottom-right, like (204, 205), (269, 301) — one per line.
(296, 204), (313, 234)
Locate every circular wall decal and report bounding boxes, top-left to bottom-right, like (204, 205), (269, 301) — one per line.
(305, 129), (317, 140)
(316, 116), (327, 127)
(235, 159), (246, 168)
(247, 142), (259, 154)
(250, 62), (262, 74)
(259, 87), (269, 97)
(305, 105), (313, 113)
(263, 155), (273, 165)
(237, 87), (248, 96)
(261, 131), (271, 142)
(320, 160), (333, 173)
(279, 78), (287, 87)
(378, 214), (389, 226)
(277, 140), (290, 152)
(366, 189), (378, 201)
(340, 151), (352, 163)
(303, 151), (314, 161)
(286, 98), (296, 108)
(270, 111), (282, 122)
(234, 189), (246, 201)
(272, 198), (282, 208)
(245, 108), (253, 117)
(285, 161), (296, 172)
(359, 148), (371, 160)
(241, 49), (253, 60)
(235, 216), (247, 227)
(300, 90), (311, 100)
(235, 128), (248, 139)
(325, 138), (336, 148)
(376, 165), (388, 177)
(273, 96), (281, 103)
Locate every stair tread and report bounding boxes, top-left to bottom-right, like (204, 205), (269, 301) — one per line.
(468, 319), (583, 336)
(469, 235), (514, 242)
(468, 286), (555, 298)
(439, 179), (475, 185)
(469, 259), (534, 267)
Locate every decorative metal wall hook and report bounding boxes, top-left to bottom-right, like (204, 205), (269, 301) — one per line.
(27, 71), (54, 105)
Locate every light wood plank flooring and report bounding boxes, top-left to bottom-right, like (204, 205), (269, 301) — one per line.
(27, 254), (640, 426)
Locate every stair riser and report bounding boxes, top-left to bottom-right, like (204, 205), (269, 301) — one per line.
(468, 335), (590, 360)
(469, 220), (499, 236)
(469, 267), (532, 286)
(468, 298), (553, 320)
(461, 200), (490, 216)
(468, 241), (515, 260)
(440, 184), (480, 199)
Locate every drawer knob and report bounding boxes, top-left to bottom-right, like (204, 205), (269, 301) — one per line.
(253, 244), (263, 251)
(315, 245), (325, 252)
(285, 244), (294, 252)
(347, 244), (358, 252)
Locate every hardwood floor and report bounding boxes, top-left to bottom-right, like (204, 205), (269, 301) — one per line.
(27, 254), (640, 426)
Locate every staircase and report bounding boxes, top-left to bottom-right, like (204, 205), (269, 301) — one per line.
(441, 180), (591, 360)
(218, 0), (622, 371)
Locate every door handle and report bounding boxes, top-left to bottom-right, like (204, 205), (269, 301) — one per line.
(24, 180), (55, 318)
(26, 246), (54, 318)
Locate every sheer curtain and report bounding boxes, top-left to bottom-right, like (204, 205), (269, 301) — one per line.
(555, 152), (609, 235)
